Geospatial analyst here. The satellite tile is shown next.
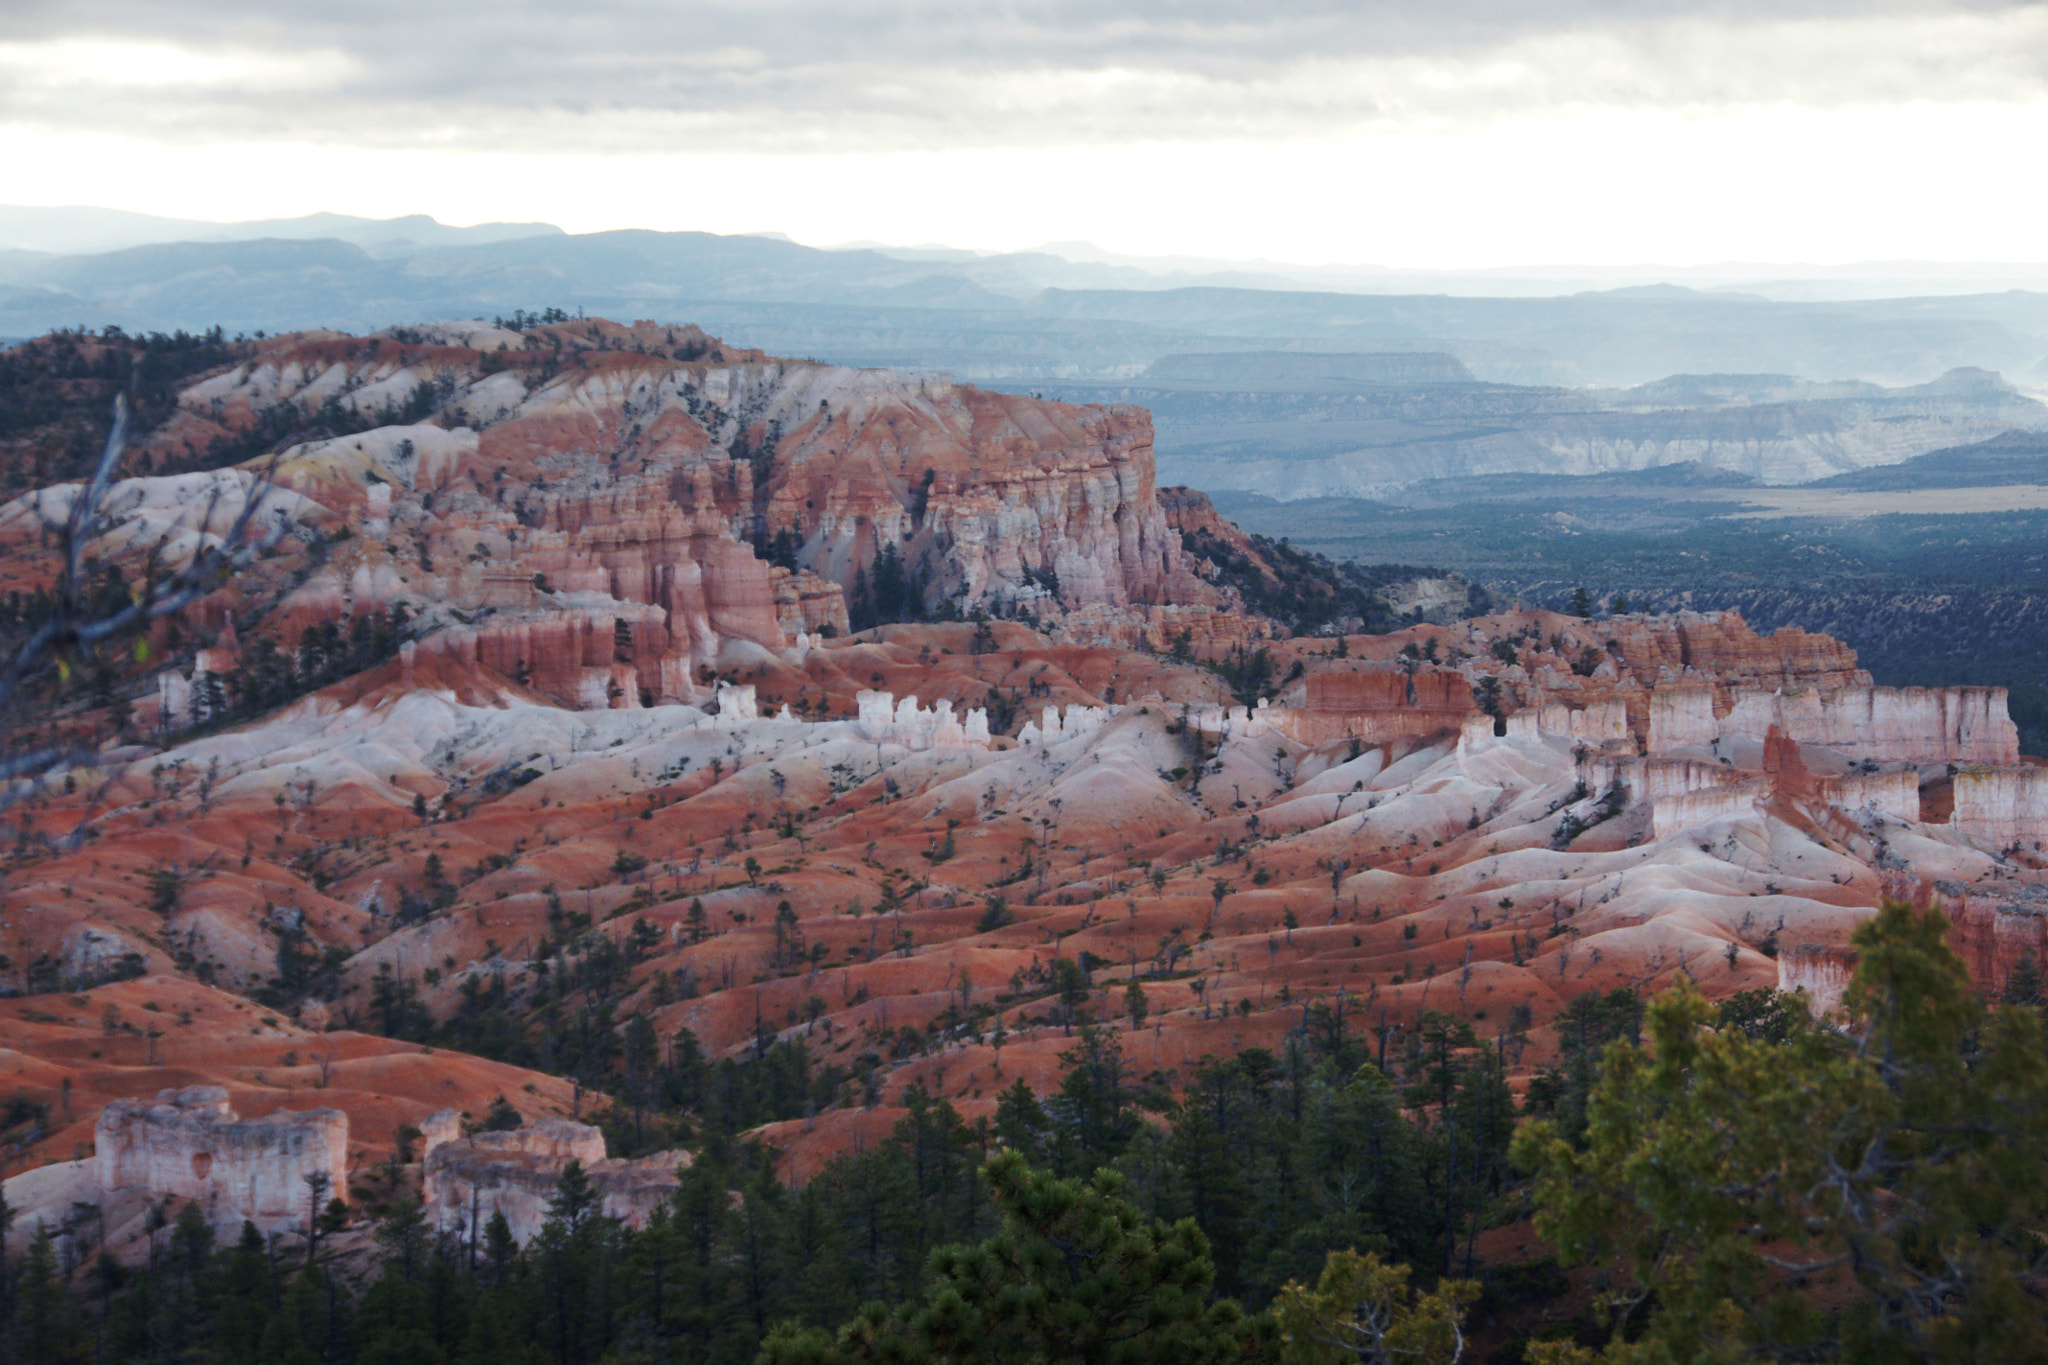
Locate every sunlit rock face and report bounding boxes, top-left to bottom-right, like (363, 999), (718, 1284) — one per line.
(95, 1086), (347, 1230)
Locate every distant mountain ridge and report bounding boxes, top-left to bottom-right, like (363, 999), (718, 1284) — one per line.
(1141, 351), (1477, 387)
(3, 219), (2048, 389)
(0, 206), (564, 257)
(1804, 430), (2048, 491)
(1026, 363), (2048, 497)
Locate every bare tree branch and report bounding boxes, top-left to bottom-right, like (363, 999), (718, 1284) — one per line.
(0, 395), (282, 823)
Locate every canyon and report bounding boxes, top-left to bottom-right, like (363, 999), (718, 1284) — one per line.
(1050, 361), (2048, 500)
(0, 319), (2042, 1266)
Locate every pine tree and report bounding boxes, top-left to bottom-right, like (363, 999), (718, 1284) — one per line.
(374, 1198), (431, 1279)
(759, 1153), (1263, 1365)
(1273, 1249), (1476, 1365)
(1516, 900), (2048, 1362)
(483, 1210), (519, 1286)
(2003, 949), (2044, 1007)
(13, 1225), (82, 1365)
(549, 1160), (600, 1232)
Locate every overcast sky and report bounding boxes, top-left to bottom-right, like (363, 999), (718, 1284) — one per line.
(3, 1), (2045, 266)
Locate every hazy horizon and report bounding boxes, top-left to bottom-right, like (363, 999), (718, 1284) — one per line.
(12, 202), (2048, 304)
(7, 3), (2048, 269)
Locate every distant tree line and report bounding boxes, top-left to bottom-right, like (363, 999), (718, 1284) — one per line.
(0, 327), (244, 486)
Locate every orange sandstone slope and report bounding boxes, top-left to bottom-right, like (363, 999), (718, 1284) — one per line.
(0, 318), (2041, 1183)
(0, 974), (581, 1173)
(4, 605), (2037, 1175)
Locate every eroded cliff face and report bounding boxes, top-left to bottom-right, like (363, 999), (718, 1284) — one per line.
(13, 319), (1214, 715)
(1951, 765), (2048, 852)
(216, 323), (1212, 631)
(1284, 667), (1478, 745)
(96, 1086), (346, 1230)
(1647, 682), (2017, 766)
(1875, 874), (2048, 999)
(1779, 945), (1860, 1020)
(759, 377), (1208, 612)
(420, 1112), (688, 1246)
(1600, 613), (1866, 695)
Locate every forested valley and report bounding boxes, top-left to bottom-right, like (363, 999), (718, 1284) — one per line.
(8, 904), (2046, 1365)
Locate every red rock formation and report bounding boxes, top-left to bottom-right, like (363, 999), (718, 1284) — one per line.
(1925, 881), (2048, 997)
(10, 319), (2048, 1193)
(1279, 666), (1478, 745)
(1603, 611), (1867, 694)
(1157, 486), (1246, 546)
(109, 321), (1219, 710)
(1763, 725), (1817, 802)
(1159, 484), (1273, 591)
(1054, 603), (1269, 656)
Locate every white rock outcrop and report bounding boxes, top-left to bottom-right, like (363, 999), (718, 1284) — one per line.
(95, 1086), (347, 1230)
(715, 681), (759, 724)
(420, 1112), (690, 1246)
(1649, 683), (2017, 767)
(855, 690), (992, 749)
(1951, 766), (2048, 852)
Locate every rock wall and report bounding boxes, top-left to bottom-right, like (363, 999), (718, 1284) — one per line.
(420, 1113), (689, 1246)
(1053, 603), (1269, 655)
(1283, 671), (1632, 751)
(773, 567), (852, 638)
(1926, 880), (2048, 998)
(1020, 703), (1112, 747)
(1951, 766), (2048, 852)
(1651, 779), (1768, 839)
(1648, 683), (2018, 766)
(1158, 485), (1254, 551)
(95, 1086), (347, 1229)
(1503, 701), (1630, 745)
(433, 603), (682, 705)
(1646, 686), (1719, 751)
(1780, 944), (1859, 1020)
(1583, 736), (1919, 834)
(1579, 755), (1741, 808)
(1726, 686), (2016, 766)
(714, 681), (760, 723)
(873, 391), (1213, 613)
(1825, 770), (1922, 824)
(144, 324), (1228, 711)
(1278, 667), (1476, 745)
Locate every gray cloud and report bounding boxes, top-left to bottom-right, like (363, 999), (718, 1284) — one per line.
(3, 1), (2042, 153)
